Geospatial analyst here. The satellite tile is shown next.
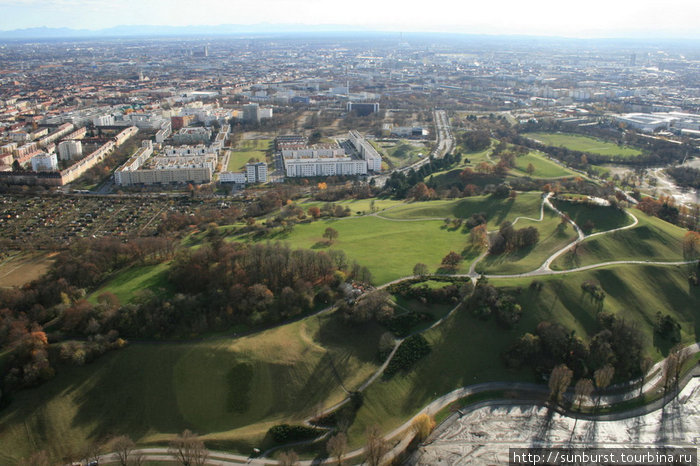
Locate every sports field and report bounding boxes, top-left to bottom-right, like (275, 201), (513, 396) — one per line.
(227, 139), (271, 171)
(525, 132), (643, 158)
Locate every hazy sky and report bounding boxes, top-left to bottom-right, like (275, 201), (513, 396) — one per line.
(1, 0), (699, 38)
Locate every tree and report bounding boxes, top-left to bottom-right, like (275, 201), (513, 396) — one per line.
(365, 424), (389, 466)
(526, 163), (535, 176)
(323, 227), (339, 243)
(570, 378), (593, 440)
(278, 450), (299, 466)
(682, 231), (700, 258)
(593, 364), (615, 408)
(639, 356), (654, 397)
(23, 451), (52, 466)
(411, 413), (436, 442)
(470, 223), (489, 249)
(440, 251), (463, 269)
(112, 435), (136, 466)
(169, 429), (208, 466)
(308, 206), (321, 219)
(326, 432), (348, 465)
(413, 263), (429, 277)
(548, 364), (573, 405)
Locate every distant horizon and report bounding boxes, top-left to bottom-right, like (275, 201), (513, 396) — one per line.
(1, 23), (700, 43)
(1, 0), (699, 40)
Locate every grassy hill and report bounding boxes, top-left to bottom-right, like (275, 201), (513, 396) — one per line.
(346, 263), (698, 448)
(476, 210), (578, 274)
(259, 216), (474, 284)
(379, 192), (543, 228)
(524, 132), (643, 158)
(512, 151), (579, 178)
(551, 198), (633, 234)
(551, 209), (690, 270)
(0, 313), (384, 463)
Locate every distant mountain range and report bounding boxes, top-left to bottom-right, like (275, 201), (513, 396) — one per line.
(0, 24), (372, 39)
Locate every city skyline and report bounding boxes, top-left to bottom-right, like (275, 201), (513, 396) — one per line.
(2, 0), (700, 39)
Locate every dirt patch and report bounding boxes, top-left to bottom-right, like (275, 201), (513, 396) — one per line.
(0, 252), (55, 287)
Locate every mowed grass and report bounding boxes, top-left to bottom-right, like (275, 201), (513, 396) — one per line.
(551, 209), (690, 270)
(296, 197), (406, 216)
(266, 216), (474, 284)
(476, 210), (578, 274)
(87, 263), (172, 305)
(0, 313), (384, 463)
(227, 139), (271, 171)
(512, 151), (578, 178)
(347, 263), (698, 448)
(0, 251), (56, 288)
(380, 192), (543, 228)
(551, 199), (633, 234)
(525, 132), (643, 158)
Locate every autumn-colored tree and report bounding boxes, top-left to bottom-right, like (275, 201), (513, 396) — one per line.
(682, 231), (700, 258)
(278, 450), (299, 466)
(470, 224), (488, 249)
(548, 364), (573, 405)
(593, 364), (615, 409)
(411, 413), (436, 441)
(308, 206), (321, 219)
(441, 251), (463, 269)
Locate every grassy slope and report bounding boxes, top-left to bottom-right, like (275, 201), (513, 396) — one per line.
(551, 209), (689, 270)
(380, 192), (543, 228)
(512, 151), (578, 178)
(295, 198), (406, 216)
(0, 313), (384, 463)
(476, 210), (578, 274)
(348, 264), (698, 448)
(87, 263), (171, 305)
(525, 132), (642, 158)
(265, 216), (474, 284)
(551, 199), (632, 234)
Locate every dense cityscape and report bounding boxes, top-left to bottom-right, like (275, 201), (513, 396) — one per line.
(0, 24), (698, 466)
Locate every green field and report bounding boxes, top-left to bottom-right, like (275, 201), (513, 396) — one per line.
(227, 139), (271, 171)
(258, 216), (475, 284)
(525, 132), (643, 158)
(512, 151), (579, 178)
(87, 263), (171, 305)
(551, 199), (633, 234)
(0, 313), (384, 463)
(296, 198), (406, 216)
(476, 210), (578, 274)
(380, 192), (543, 228)
(551, 209), (690, 270)
(346, 263), (698, 448)
(371, 140), (429, 170)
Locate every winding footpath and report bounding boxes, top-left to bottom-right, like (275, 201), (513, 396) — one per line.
(98, 193), (698, 465)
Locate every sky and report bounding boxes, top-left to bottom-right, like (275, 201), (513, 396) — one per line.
(1, 0), (699, 39)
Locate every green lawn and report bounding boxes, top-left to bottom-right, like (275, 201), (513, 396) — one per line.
(87, 263), (172, 305)
(380, 193), (543, 228)
(525, 132), (643, 158)
(476, 210), (578, 274)
(254, 216), (475, 285)
(551, 209), (691, 270)
(347, 263), (698, 448)
(371, 140), (429, 170)
(227, 139), (271, 171)
(551, 198), (633, 234)
(512, 151), (579, 178)
(296, 198), (406, 216)
(0, 313), (384, 463)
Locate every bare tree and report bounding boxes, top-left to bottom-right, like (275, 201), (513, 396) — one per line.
(548, 364), (573, 405)
(278, 449), (299, 466)
(112, 435), (135, 466)
(365, 424), (389, 466)
(593, 364), (615, 409)
(326, 432), (348, 465)
(168, 429), (209, 466)
(664, 344), (691, 394)
(570, 378), (594, 440)
(639, 356), (654, 397)
(23, 451), (52, 466)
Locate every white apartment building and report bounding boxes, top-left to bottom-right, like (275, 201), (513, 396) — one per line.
(284, 158), (367, 177)
(246, 162), (268, 183)
(31, 152), (58, 172)
(58, 140), (83, 161)
(348, 131), (382, 171)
